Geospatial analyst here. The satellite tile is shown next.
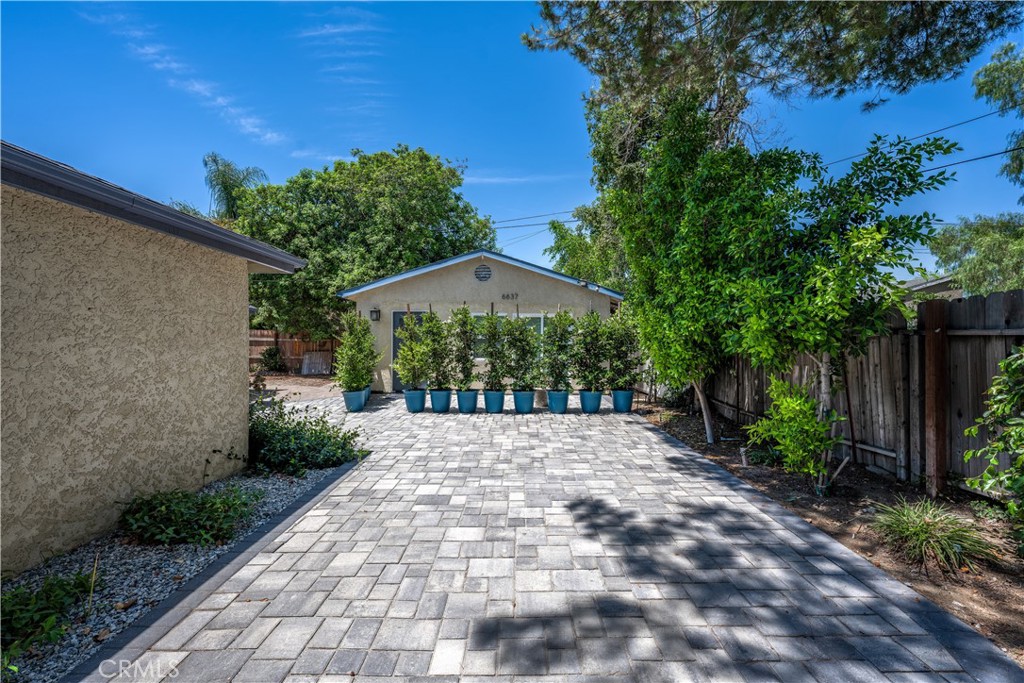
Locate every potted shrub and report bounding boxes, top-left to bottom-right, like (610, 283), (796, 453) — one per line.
(572, 310), (607, 414)
(479, 311), (506, 414)
(604, 308), (642, 413)
(504, 316), (541, 414)
(393, 311), (428, 412)
(421, 310), (454, 413)
(542, 310), (574, 414)
(333, 312), (382, 412)
(450, 306), (480, 414)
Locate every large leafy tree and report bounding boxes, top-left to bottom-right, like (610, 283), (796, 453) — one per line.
(930, 213), (1024, 295)
(974, 43), (1024, 203)
(545, 199), (629, 293)
(236, 145), (495, 339)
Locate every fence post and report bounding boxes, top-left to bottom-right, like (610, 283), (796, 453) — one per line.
(922, 299), (948, 498)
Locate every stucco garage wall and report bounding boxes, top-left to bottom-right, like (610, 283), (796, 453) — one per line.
(348, 254), (618, 392)
(1, 186), (249, 573)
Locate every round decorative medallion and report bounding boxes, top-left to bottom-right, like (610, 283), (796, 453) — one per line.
(474, 264), (492, 282)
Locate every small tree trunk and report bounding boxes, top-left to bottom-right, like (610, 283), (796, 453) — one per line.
(816, 353), (834, 493)
(692, 380), (716, 445)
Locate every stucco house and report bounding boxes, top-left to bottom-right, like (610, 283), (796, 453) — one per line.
(0, 142), (305, 573)
(338, 249), (624, 392)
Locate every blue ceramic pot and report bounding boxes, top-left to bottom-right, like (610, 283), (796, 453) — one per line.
(512, 390), (535, 414)
(430, 389), (452, 413)
(457, 390), (479, 414)
(363, 385), (372, 403)
(547, 390), (569, 414)
(343, 390), (366, 412)
(580, 390), (603, 414)
(483, 390), (505, 414)
(611, 389), (634, 413)
(404, 389), (426, 413)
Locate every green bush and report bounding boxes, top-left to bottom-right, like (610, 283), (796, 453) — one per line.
(333, 313), (382, 391)
(421, 311), (454, 390)
(970, 499), (1010, 522)
(542, 310), (574, 391)
(572, 311), (607, 392)
(479, 312), (506, 392)
(874, 497), (997, 572)
(449, 306), (479, 391)
(393, 312), (429, 390)
(746, 377), (842, 484)
(746, 447), (784, 467)
(121, 487), (262, 545)
(604, 308), (642, 390)
(259, 345), (287, 373)
(2, 571), (96, 678)
(504, 316), (541, 391)
(249, 398), (363, 476)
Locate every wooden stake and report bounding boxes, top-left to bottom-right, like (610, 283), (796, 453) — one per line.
(923, 299), (948, 498)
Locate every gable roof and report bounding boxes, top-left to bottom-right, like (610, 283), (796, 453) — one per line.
(338, 249), (624, 300)
(1, 141), (306, 274)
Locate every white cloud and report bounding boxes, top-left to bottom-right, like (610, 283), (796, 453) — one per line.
(290, 149), (353, 163)
(298, 22), (384, 38)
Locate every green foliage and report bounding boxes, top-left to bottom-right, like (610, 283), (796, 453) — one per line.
(746, 378), (842, 482)
(121, 487), (261, 546)
(874, 497), (997, 572)
(604, 308), (642, 390)
(236, 146), (496, 339)
(479, 312), (506, 392)
(545, 199), (629, 293)
(970, 499), (1010, 522)
(541, 310), (574, 391)
(1, 572), (96, 676)
(974, 43), (1024, 203)
(964, 347), (1024, 530)
(448, 306), (479, 391)
(746, 447), (784, 468)
(421, 311), (454, 390)
(572, 311), (607, 392)
(930, 213), (1024, 295)
(259, 346), (287, 373)
(393, 312), (429, 390)
(201, 152), (268, 222)
(332, 313), (381, 391)
(503, 316), (541, 391)
(249, 398), (362, 476)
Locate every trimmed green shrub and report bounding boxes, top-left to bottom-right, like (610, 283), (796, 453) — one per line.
(572, 311), (607, 392)
(393, 312), (429, 389)
(449, 306), (479, 391)
(249, 399), (363, 476)
(504, 316), (541, 391)
(874, 497), (997, 572)
(421, 311), (454, 390)
(333, 313), (382, 391)
(259, 345), (287, 372)
(121, 486), (261, 546)
(604, 308), (642, 390)
(479, 312), (506, 392)
(542, 310), (574, 391)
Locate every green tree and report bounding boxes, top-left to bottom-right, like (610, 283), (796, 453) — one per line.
(930, 213), (1024, 294)
(332, 312), (381, 391)
(479, 312), (506, 392)
(571, 310), (608, 392)
(421, 310), (454, 390)
(449, 306), (479, 391)
(504, 316), (541, 391)
(393, 312), (429, 390)
(974, 43), (1024, 204)
(545, 199), (629, 293)
(202, 152), (268, 222)
(541, 310), (575, 391)
(236, 146), (496, 339)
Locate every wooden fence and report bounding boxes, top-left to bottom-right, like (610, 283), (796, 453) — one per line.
(708, 289), (1023, 494)
(249, 330), (337, 375)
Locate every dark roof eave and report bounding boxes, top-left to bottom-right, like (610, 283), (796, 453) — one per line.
(1, 141), (306, 274)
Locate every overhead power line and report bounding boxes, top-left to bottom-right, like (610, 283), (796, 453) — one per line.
(493, 210), (575, 224)
(920, 145), (1023, 173)
(496, 218), (581, 230)
(499, 226), (550, 247)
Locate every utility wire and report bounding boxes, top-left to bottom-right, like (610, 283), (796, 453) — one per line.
(493, 210), (575, 224)
(920, 145), (1023, 173)
(499, 227), (550, 247)
(496, 218), (581, 230)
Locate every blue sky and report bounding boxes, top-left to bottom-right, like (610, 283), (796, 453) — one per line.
(2, 2), (1021, 275)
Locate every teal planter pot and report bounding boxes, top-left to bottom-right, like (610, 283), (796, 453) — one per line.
(512, 390), (535, 414)
(404, 389), (426, 413)
(547, 390), (569, 414)
(363, 385), (372, 403)
(457, 390), (479, 414)
(343, 390), (367, 412)
(430, 389), (452, 413)
(484, 390), (505, 414)
(612, 389), (634, 413)
(580, 390), (603, 414)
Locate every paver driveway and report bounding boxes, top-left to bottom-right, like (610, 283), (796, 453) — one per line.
(78, 396), (1021, 682)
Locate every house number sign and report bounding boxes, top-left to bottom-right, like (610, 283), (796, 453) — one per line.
(501, 292), (519, 300)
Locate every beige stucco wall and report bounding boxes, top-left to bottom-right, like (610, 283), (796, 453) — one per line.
(1, 186), (250, 574)
(347, 254), (619, 392)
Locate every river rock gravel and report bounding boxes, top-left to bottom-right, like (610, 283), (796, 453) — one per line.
(2, 465), (349, 683)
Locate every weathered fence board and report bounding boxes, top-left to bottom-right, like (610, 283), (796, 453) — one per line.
(708, 289), (1023, 491)
(249, 330), (338, 375)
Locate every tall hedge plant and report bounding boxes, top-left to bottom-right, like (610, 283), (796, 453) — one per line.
(572, 311), (607, 392)
(333, 312), (381, 391)
(479, 312), (506, 392)
(542, 310), (574, 391)
(393, 312), (428, 390)
(449, 306), (478, 391)
(504, 316), (541, 391)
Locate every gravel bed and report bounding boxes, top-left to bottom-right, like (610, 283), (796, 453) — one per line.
(2, 465), (349, 682)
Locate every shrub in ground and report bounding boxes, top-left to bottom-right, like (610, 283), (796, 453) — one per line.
(259, 345), (287, 372)
(249, 398), (363, 476)
(121, 487), (262, 546)
(873, 497), (997, 572)
(746, 447), (784, 467)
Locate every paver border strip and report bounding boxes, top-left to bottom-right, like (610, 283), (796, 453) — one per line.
(62, 460), (361, 682)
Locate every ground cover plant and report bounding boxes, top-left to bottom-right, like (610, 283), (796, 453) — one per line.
(873, 497), (997, 573)
(120, 487), (262, 546)
(249, 398), (362, 475)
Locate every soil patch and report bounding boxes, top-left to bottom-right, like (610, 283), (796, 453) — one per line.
(255, 373), (341, 403)
(640, 403), (1024, 666)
